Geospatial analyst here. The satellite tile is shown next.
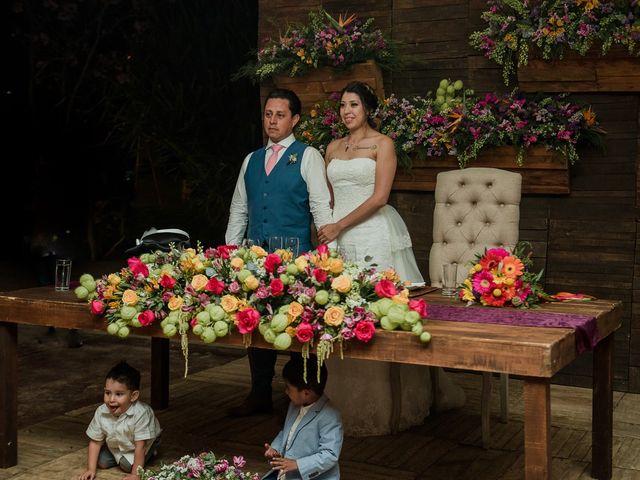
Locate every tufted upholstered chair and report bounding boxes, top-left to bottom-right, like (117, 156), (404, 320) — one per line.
(429, 167), (522, 448)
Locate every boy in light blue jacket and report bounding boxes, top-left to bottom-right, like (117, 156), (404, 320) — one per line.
(263, 356), (343, 480)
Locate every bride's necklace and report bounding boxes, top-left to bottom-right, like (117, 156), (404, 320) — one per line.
(344, 134), (377, 152)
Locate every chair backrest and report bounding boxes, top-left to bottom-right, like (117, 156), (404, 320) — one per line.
(429, 167), (522, 286)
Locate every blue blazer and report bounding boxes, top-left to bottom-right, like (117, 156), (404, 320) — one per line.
(263, 395), (343, 480)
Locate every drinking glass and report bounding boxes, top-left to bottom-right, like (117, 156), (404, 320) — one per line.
(285, 237), (300, 256)
(441, 263), (458, 297)
(268, 236), (283, 251)
(55, 259), (72, 291)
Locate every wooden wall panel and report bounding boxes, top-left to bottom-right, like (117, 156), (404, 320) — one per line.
(257, 0), (640, 393)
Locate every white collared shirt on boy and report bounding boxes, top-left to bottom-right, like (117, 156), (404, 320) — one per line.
(86, 400), (162, 466)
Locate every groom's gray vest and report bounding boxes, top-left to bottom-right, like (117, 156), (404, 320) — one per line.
(245, 140), (312, 252)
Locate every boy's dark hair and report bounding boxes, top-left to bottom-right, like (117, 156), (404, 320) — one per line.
(282, 355), (327, 396)
(106, 360), (141, 391)
(264, 88), (302, 117)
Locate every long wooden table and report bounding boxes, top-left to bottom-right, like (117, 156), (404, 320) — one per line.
(0, 287), (622, 479)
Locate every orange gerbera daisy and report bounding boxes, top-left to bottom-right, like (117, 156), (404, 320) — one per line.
(502, 256), (524, 278)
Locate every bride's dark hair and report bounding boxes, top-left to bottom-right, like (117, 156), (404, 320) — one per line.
(341, 81), (378, 128)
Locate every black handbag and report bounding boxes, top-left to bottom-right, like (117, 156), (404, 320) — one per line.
(125, 227), (191, 255)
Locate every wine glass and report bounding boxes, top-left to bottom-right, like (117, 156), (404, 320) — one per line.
(268, 236), (283, 252)
(285, 237), (300, 256)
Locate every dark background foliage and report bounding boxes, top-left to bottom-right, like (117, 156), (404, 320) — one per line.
(5, 0), (260, 284)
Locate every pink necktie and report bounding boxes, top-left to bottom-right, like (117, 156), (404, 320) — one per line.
(265, 144), (284, 175)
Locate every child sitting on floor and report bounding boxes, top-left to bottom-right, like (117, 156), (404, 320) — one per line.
(79, 361), (161, 480)
(263, 356), (343, 480)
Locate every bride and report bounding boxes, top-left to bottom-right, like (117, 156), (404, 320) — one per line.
(317, 81), (464, 436)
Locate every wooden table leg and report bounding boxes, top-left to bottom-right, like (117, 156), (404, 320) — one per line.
(524, 377), (551, 480)
(592, 332), (614, 480)
(0, 322), (17, 468)
(151, 337), (170, 410)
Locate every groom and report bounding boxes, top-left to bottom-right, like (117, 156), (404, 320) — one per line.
(225, 88), (332, 416)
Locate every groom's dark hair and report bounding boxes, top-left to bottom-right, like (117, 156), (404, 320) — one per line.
(265, 88), (302, 117)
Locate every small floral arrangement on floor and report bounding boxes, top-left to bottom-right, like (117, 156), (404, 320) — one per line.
(234, 7), (400, 81)
(459, 242), (551, 308)
(297, 83), (605, 169)
(469, 0), (640, 84)
(138, 452), (259, 480)
(77, 243), (431, 374)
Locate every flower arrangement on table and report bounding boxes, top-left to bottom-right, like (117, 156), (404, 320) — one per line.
(76, 244), (430, 374)
(469, 0), (640, 84)
(459, 243), (551, 308)
(297, 79), (605, 169)
(233, 7), (400, 81)
(138, 452), (259, 480)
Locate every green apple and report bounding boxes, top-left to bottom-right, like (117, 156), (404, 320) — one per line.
(79, 273), (94, 284)
(376, 298), (394, 316)
(411, 323), (424, 336)
(286, 263), (298, 275)
(420, 331), (432, 343)
(163, 324), (178, 337)
(130, 315), (142, 328)
(196, 311), (211, 325)
(237, 269), (252, 282)
(439, 78), (449, 89)
(271, 313), (289, 332)
(213, 320), (229, 337)
(117, 326), (130, 338)
(120, 305), (137, 321)
(209, 305), (226, 321)
(107, 323), (120, 336)
(192, 324), (204, 336)
(314, 290), (329, 305)
(380, 316), (395, 331)
(273, 332), (292, 350)
(74, 286), (89, 300)
(453, 79), (463, 90)
(263, 328), (277, 344)
(279, 273), (290, 285)
(388, 305), (407, 325)
(201, 327), (217, 343)
(404, 310), (421, 325)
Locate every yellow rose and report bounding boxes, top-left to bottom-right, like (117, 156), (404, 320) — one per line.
(121, 289), (139, 306)
(184, 248), (197, 258)
(331, 274), (352, 293)
(250, 245), (267, 257)
(328, 258), (344, 274)
(285, 326), (296, 336)
(279, 250), (293, 262)
(107, 274), (121, 286)
(324, 306), (345, 326)
(194, 260), (205, 272)
(191, 274), (209, 291)
(288, 302), (304, 319)
(168, 296), (184, 311)
(244, 275), (260, 290)
(230, 257), (245, 270)
(392, 289), (410, 304)
(295, 256), (308, 272)
(220, 295), (239, 312)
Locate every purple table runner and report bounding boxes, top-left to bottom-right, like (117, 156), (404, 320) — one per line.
(428, 303), (600, 354)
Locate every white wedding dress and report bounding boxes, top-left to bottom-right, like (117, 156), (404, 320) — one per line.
(324, 157), (465, 436)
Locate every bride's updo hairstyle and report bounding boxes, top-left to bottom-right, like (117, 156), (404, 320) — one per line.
(341, 81), (378, 128)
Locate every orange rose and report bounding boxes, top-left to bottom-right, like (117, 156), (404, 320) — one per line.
(331, 274), (352, 293)
(168, 296), (184, 311)
(328, 258), (344, 274)
(324, 306), (345, 326)
(288, 302), (304, 319)
(191, 274), (209, 291)
(121, 289), (139, 306)
(285, 326), (296, 336)
(103, 286), (116, 300)
(220, 295), (239, 312)
(250, 245), (267, 257)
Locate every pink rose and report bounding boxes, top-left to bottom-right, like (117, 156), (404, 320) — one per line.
(354, 321), (376, 342)
(295, 322), (314, 343)
(313, 268), (327, 283)
(236, 308), (260, 334)
(138, 310), (156, 326)
(205, 277), (225, 295)
(217, 245), (237, 259)
(317, 244), (329, 257)
(159, 274), (176, 289)
(90, 300), (105, 315)
(408, 298), (428, 318)
(263, 253), (282, 274)
(127, 257), (149, 277)
(374, 279), (397, 298)
(270, 278), (284, 296)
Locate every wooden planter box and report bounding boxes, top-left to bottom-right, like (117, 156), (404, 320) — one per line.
(392, 146), (570, 194)
(270, 60), (385, 113)
(517, 46), (640, 92)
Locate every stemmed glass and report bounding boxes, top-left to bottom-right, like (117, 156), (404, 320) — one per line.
(285, 237), (300, 256)
(268, 236), (283, 252)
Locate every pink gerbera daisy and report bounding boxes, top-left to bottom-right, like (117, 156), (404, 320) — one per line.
(472, 270), (494, 295)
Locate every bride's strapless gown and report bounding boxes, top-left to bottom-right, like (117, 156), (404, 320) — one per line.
(324, 158), (465, 436)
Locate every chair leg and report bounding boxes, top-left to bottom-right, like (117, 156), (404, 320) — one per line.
(499, 373), (509, 423)
(481, 372), (492, 449)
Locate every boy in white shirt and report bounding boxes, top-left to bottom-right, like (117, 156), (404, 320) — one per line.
(79, 361), (161, 480)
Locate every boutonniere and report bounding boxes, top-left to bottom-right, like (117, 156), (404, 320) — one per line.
(287, 153), (298, 165)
